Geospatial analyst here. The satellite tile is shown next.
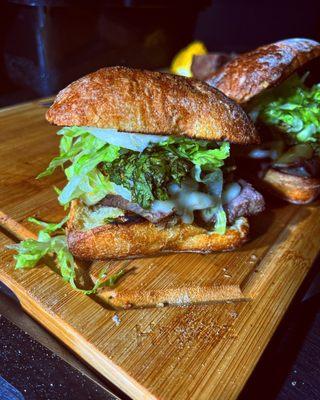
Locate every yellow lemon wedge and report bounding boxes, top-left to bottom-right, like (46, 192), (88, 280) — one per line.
(170, 41), (207, 77)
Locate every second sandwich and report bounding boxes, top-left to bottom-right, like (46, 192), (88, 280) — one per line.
(206, 38), (320, 204)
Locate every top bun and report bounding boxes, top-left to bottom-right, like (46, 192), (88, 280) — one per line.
(206, 38), (320, 104)
(46, 66), (258, 144)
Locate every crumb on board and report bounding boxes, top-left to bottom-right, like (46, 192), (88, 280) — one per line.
(229, 310), (238, 319)
(222, 267), (232, 278)
(249, 254), (258, 264)
(112, 314), (121, 326)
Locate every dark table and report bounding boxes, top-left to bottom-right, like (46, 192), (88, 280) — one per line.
(0, 263), (319, 400)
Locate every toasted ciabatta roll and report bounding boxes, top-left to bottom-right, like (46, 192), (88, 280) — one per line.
(67, 201), (249, 260)
(261, 169), (320, 205)
(47, 67), (258, 144)
(46, 67), (263, 259)
(205, 38), (320, 104)
(205, 39), (320, 204)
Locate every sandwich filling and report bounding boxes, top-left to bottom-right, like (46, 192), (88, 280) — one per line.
(247, 74), (320, 178)
(39, 127), (264, 234)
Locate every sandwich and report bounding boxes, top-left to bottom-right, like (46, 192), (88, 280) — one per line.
(205, 38), (320, 204)
(41, 67), (265, 259)
(10, 66), (265, 272)
(9, 67), (265, 291)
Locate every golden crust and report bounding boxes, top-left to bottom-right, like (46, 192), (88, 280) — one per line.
(66, 201), (249, 260)
(46, 66), (258, 144)
(206, 38), (320, 104)
(262, 168), (320, 204)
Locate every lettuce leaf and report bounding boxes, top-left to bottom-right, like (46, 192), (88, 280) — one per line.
(28, 215), (69, 234)
(256, 74), (320, 144)
(7, 217), (124, 294)
(59, 169), (115, 206)
(37, 127), (131, 206)
(159, 137), (230, 169)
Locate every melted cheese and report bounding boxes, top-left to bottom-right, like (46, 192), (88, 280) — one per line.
(151, 180), (242, 225)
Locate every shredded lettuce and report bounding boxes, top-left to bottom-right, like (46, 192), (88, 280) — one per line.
(7, 217), (124, 294)
(254, 74), (320, 145)
(39, 127), (230, 212)
(60, 169), (114, 206)
(159, 137), (230, 169)
(38, 126), (230, 232)
(38, 127), (132, 206)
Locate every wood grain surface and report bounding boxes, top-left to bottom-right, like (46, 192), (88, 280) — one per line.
(0, 99), (320, 400)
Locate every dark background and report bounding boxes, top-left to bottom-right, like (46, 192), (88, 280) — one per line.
(1, 0), (320, 106)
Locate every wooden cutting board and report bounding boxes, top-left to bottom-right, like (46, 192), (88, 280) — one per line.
(1, 99), (320, 400)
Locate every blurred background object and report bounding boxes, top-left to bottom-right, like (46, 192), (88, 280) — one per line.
(195, 0), (320, 53)
(0, 0), (209, 105)
(170, 41), (207, 77)
(0, 0), (320, 105)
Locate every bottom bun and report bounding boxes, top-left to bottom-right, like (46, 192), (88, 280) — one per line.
(262, 168), (320, 205)
(67, 200), (250, 260)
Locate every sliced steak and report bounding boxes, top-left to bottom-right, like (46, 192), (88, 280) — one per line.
(224, 179), (265, 224)
(100, 180), (264, 227)
(99, 194), (174, 224)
